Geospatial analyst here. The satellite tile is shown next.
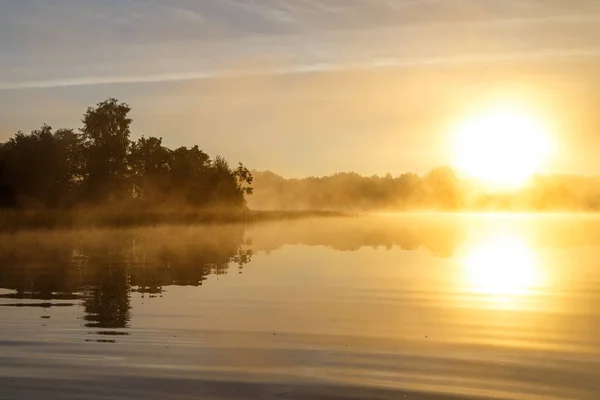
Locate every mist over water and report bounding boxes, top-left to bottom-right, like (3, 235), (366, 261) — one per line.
(3, 2), (600, 400)
(1, 214), (600, 399)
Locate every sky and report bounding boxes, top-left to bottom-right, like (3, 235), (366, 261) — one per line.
(1, 0), (600, 177)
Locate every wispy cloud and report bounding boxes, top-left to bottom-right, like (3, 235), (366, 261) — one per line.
(2, 46), (600, 91)
(1, 0), (599, 90)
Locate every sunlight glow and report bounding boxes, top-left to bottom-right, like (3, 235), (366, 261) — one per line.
(452, 106), (554, 189)
(461, 233), (541, 299)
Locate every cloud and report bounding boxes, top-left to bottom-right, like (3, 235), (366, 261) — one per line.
(2, 45), (600, 91)
(0, 0), (600, 90)
(0, 1), (599, 92)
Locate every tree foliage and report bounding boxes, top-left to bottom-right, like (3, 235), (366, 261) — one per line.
(0, 99), (252, 210)
(249, 169), (600, 212)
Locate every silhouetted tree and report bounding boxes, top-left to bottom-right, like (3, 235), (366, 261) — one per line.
(52, 128), (84, 206)
(0, 98), (253, 211)
(0, 125), (82, 208)
(170, 146), (211, 205)
(234, 163), (254, 196)
(81, 98), (132, 203)
(0, 144), (14, 207)
(209, 156), (245, 207)
(129, 136), (172, 204)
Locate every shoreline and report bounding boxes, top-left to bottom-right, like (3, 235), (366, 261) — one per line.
(2, 208), (599, 232)
(0, 209), (349, 231)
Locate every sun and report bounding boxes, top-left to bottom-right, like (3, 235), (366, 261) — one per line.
(452, 105), (554, 189)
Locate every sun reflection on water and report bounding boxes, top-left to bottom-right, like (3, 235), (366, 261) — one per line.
(460, 231), (544, 307)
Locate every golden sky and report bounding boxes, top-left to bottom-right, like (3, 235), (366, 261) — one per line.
(1, 1), (599, 177)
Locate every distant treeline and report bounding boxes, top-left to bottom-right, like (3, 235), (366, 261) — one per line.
(0, 98), (253, 210)
(249, 169), (600, 211)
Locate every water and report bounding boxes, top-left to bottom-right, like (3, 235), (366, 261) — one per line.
(1, 214), (600, 399)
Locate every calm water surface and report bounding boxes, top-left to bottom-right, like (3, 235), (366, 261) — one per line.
(1, 214), (600, 399)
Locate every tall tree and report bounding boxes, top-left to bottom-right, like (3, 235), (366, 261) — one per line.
(81, 98), (132, 203)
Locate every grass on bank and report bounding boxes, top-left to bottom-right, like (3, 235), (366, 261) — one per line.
(0, 208), (348, 231)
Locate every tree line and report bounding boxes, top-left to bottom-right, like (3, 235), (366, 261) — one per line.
(249, 168), (600, 211)
(249, 167), (462, 211)
(0, 98), (253, 210)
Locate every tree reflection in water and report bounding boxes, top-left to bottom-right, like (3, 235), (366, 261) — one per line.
(0, 225), (252, 333)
